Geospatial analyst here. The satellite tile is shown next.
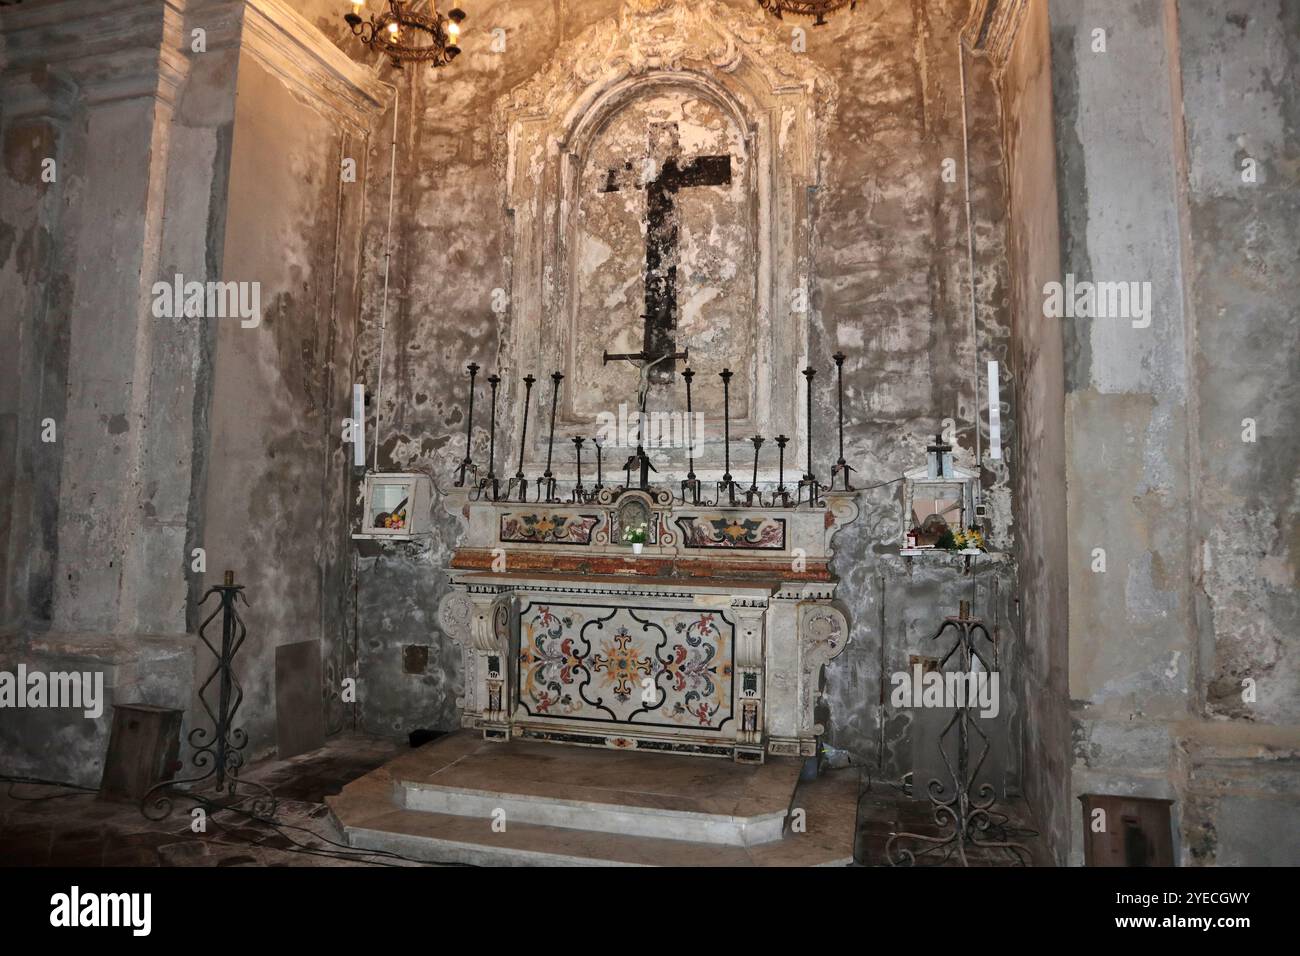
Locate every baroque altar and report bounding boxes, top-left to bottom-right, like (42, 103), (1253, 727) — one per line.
(437, 486), (859, 763)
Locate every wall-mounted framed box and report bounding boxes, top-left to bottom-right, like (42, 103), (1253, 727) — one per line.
(899, 434), (985, 557)
(353, 472), (433, 542)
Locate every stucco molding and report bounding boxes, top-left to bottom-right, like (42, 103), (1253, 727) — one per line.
(0, 0), (198, 109)
(240, 0), (392, 130)
(493, 0), (837, 474)
(963, 0), (1032, 69)
(1, 0), (392, 122)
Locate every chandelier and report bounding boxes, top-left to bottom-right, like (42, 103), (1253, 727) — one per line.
(343, 0), (466, 68)
(756, 0), (856, 26)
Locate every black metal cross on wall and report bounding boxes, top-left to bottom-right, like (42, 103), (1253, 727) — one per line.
(600, 123), (731, 382)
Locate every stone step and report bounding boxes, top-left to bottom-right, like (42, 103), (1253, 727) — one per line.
(397, 776), (789, 847)
(324, 731), (859, 866)
(336, 804), (759, 866)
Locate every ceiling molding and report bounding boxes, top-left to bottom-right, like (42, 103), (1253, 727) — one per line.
(962, 0), (1032, 69)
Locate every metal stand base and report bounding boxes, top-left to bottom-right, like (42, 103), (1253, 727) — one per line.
(886, 602), (1029, 867)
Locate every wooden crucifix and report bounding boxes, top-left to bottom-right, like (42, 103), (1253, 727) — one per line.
(600, 122), (731, 384)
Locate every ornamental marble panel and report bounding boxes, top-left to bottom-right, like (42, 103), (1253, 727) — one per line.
(499, 512), (602, 545)
(516, 602), (734, 733)
(675, 514), (786, 550)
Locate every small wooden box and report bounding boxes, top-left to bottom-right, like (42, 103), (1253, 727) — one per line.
(99, 703), (184, 802)
(1079, 793), (1175, 866)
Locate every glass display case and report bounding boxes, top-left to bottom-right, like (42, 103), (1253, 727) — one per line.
(355, 472), (433, 541)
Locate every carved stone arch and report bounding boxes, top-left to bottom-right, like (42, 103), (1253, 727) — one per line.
(494, 0), (837, 477)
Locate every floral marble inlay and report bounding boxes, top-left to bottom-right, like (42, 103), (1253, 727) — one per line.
(518, 603), (734, 730)
(500, 512), (600, 545)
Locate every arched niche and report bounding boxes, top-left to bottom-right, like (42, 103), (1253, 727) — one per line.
(495, 0), (836, 478)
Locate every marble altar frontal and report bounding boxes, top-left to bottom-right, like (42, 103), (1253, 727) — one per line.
(438, 489), (858, 763)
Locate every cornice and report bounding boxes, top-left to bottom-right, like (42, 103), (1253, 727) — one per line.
(963, 0), (1032, 71)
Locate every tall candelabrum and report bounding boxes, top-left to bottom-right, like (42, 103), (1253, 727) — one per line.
(508, 373), (535, 502)
(537, 372), (563, 504)
(454, 362), (479, 487)
(798, 365), (823, 507)
(680, 367), (702, 505)
(717, 368), (740, 505)
(885, 600), (1030, 867)
(831, 352), (855, 491)
(447, 358), (857, 508)
(141, 571), (277, 821)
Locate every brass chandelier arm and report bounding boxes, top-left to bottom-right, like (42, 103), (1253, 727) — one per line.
(344, 0), (466, 68)
(755, 0), (857, 27)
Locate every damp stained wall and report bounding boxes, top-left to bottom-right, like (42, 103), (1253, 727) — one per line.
(345, 0), (1022, 787)
(999, 0), (1071, 864)
(1049, 0), (1299, 865)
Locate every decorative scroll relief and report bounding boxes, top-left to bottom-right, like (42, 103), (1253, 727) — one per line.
(437, 591), (511, 722)
(675, 514), (786, 550)
(516, 602), (734, 732)
(799, 603), (849, 737)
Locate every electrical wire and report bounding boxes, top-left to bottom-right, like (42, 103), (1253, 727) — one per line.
(3, 775), (99, 801)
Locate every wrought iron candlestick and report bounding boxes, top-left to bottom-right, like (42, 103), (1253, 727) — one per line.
(798, 365), (823, 507)
(480, 373), (501, 500)
(886, 600), (1029, 867)
(830, 351), (855, 491)
(141, 572), (276, 821)
(718, 368), (740, 505)
(746, 435), (765, 506)
(680, 367), (702, 505)
(454, 362), (479, 486)
(509, 373), (535, 502)
(593, 437), (604, 493)
(537, 371), (562, 503)
(773, 434), (793, 507)
(571, 436), (587, 503)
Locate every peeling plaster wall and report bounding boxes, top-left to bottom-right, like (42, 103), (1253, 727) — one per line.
(1000, 0), (1070, 863)
(1051, 0), (1299, 865)
(0, 0), (380, 783)
(199, 43), (374, 757)
(346, 0), (1021, 787)
(0, 0), (242, 784)
(1175, 0), (1300, 866)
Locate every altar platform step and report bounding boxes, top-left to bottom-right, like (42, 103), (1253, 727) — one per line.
(326, 731), (859, 866)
